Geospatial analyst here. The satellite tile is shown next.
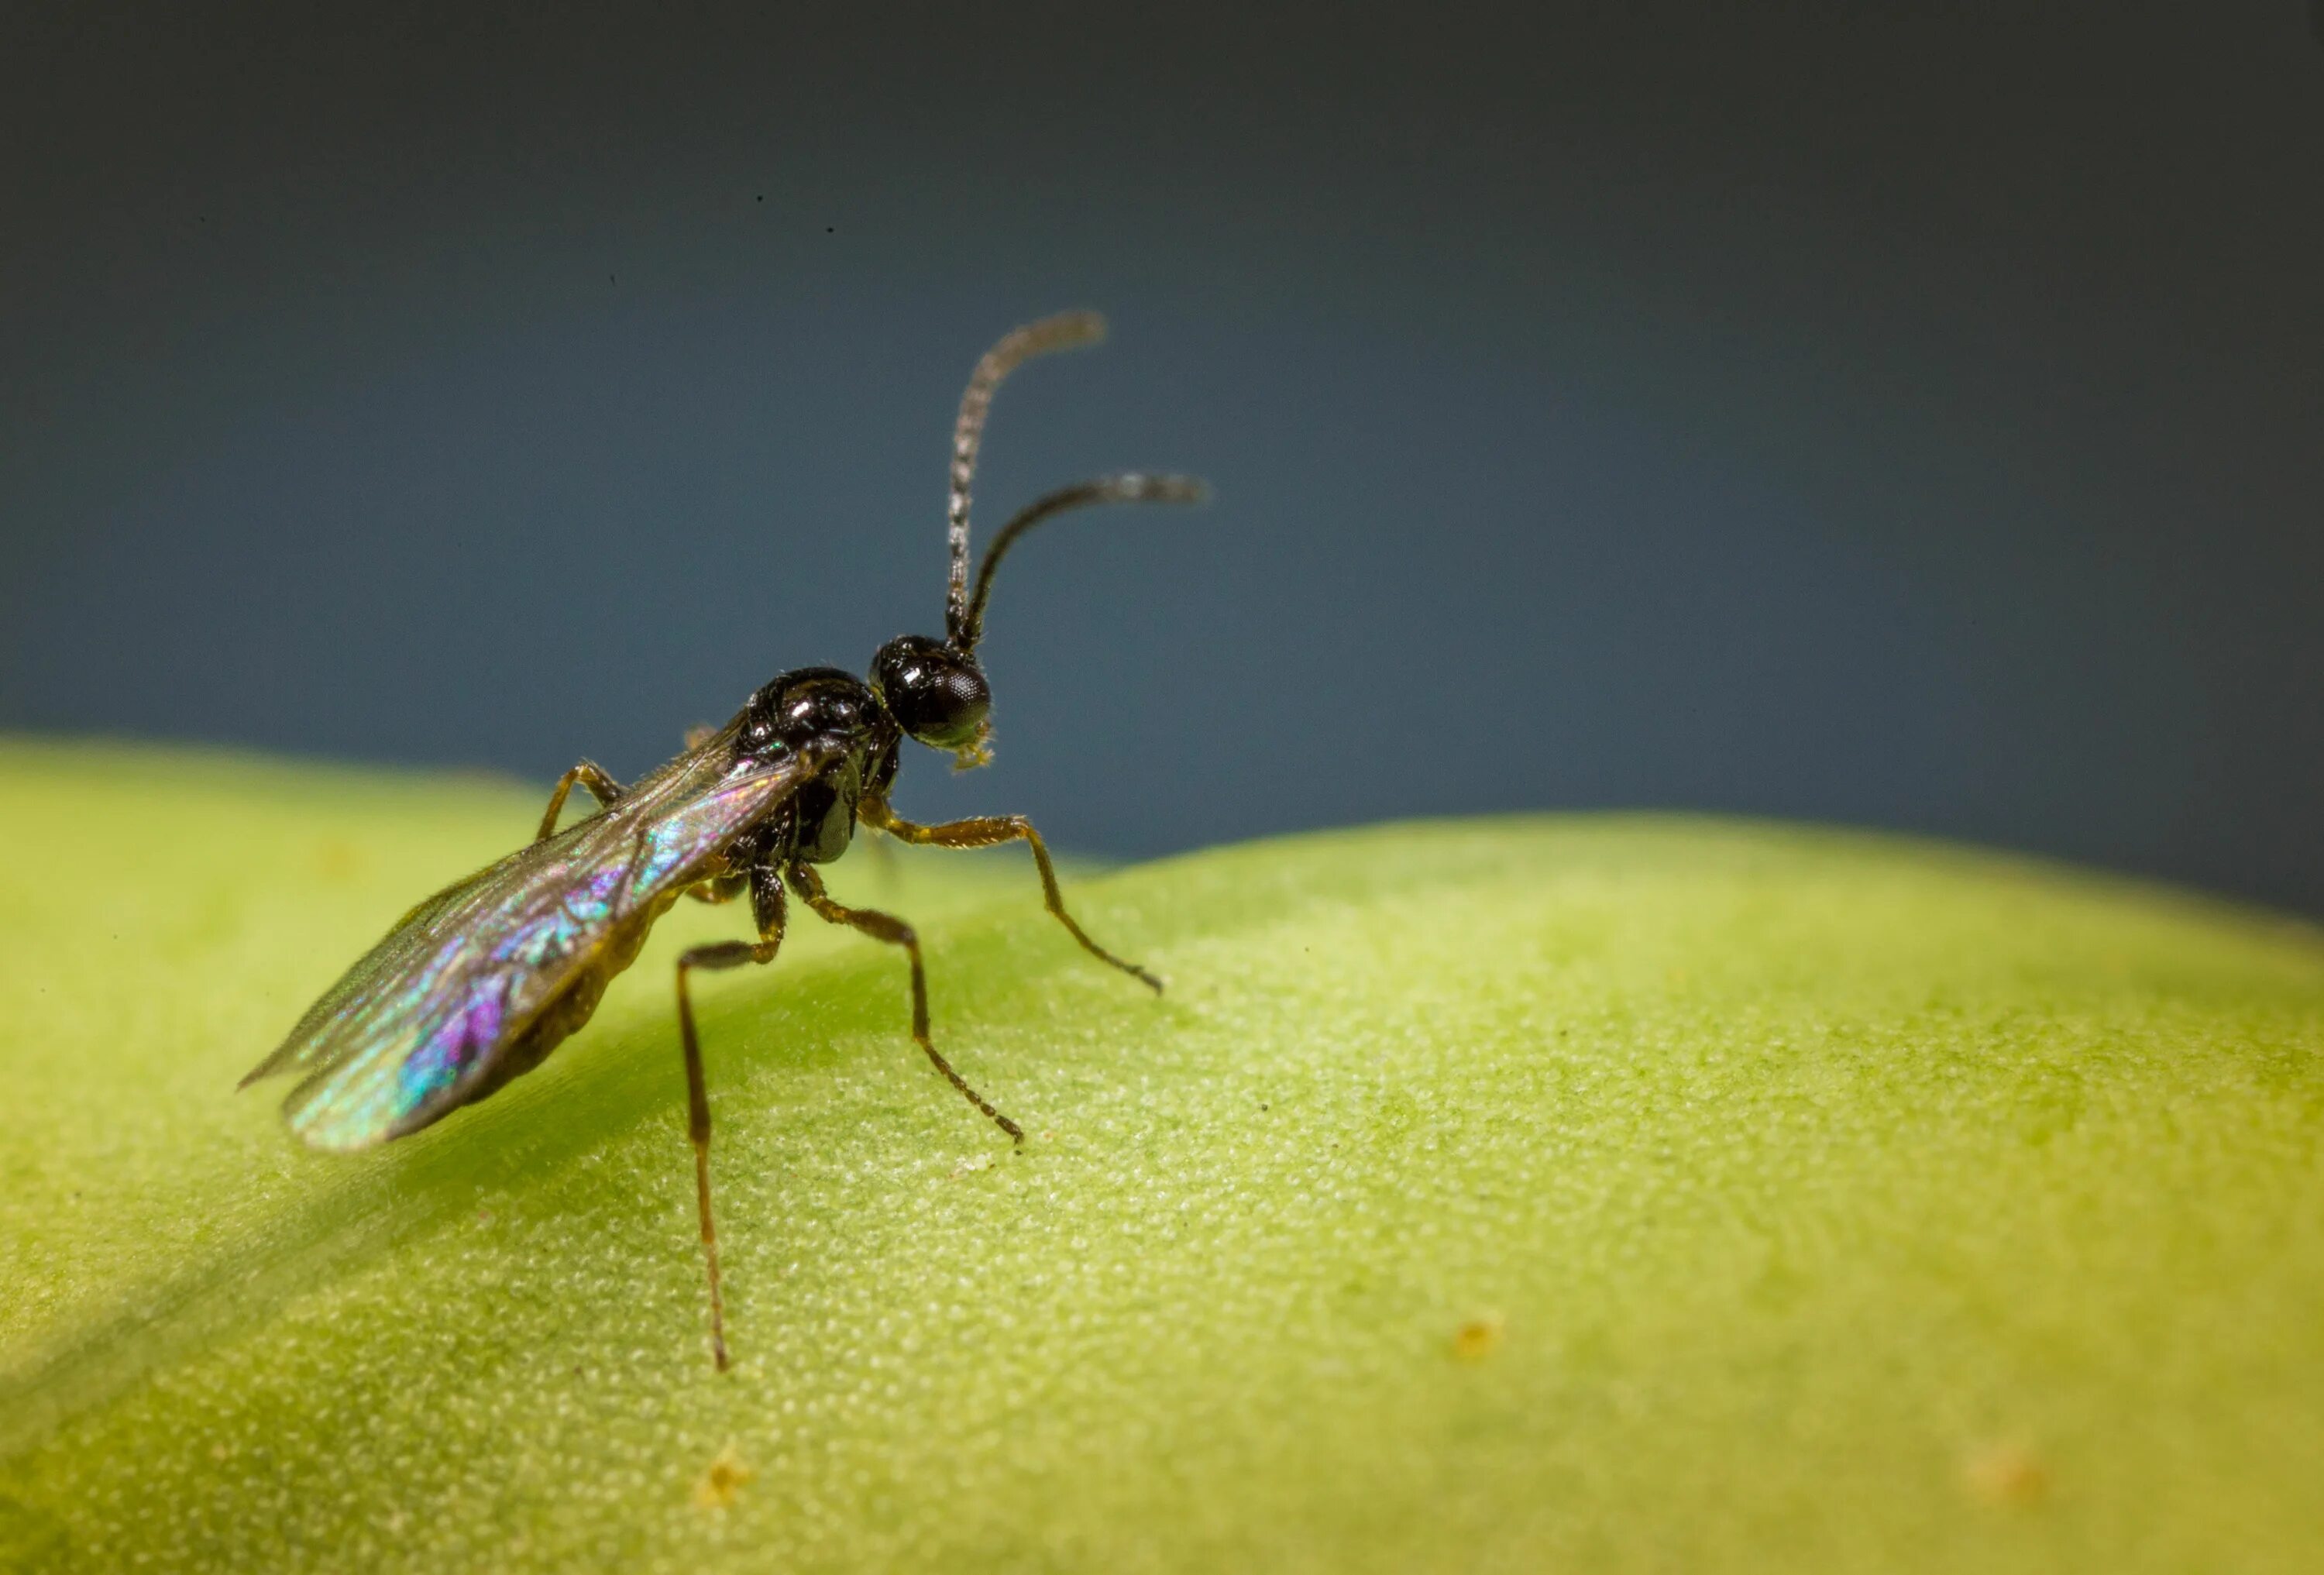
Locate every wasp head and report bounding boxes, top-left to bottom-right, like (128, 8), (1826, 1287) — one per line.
(871, 634), (992, 769)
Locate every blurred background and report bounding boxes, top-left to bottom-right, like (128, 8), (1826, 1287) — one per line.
(2, 3), (2320, 911)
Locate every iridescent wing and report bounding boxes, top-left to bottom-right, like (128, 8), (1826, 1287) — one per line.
(243, 726), (836, 1150)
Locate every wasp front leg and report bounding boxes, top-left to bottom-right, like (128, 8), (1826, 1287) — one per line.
(857, 797), (1160, 991)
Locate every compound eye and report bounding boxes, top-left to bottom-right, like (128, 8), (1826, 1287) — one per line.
(872, 636), (991, 750)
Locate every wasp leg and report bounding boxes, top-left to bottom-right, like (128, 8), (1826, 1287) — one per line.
(535, 761), (625, 841)
(672, 867), (787, 1373)
(688, 872), (749, 906)
(857, 799), (1160, 992)
(858, 821), (901, 895)
(784, 861), (1024, 1144)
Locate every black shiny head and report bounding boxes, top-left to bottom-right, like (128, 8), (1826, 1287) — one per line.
(871, 634), (992, 764)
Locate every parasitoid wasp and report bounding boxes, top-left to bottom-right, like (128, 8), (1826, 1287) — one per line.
(241, 311), (1208, 1370)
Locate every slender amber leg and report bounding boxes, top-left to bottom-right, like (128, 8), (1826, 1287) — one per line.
(535, 761), (625, 841)
(858, 798), (1160, 991)
(784, 862), (1024, 1143)
(672, 868), (787, 1372)
(858, 822), (901, 895)
(687, 872), (749, 906)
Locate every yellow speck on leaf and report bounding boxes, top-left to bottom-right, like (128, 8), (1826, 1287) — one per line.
(693, 1442), (752, 1511)
(311, 837), (364, 882)
(1452, 1312), (1504, 1363)
(1961, 1441), (2050, 1507)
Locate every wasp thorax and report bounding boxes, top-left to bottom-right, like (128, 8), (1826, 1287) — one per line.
(742, 668), (877, 755)
(871, 634), (992, 752)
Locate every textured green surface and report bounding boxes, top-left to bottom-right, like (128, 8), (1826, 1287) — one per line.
(2, 738), (2322, 1573)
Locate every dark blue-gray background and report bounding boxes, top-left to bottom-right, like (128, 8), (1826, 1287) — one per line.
(4, 4), (2322, 911)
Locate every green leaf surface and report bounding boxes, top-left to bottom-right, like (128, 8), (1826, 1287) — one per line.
(2, 738), (2321, 1572)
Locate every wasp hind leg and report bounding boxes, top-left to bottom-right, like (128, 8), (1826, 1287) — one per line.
(535, 761), (625, 841)
(784, 862), (1025, 1144)
(857, 801), (1160, 991)
(672, 865), (787, 1372)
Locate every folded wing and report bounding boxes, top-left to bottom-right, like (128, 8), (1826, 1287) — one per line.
(243, 730), (826, 1150)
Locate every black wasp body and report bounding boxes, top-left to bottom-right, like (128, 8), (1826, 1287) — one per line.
(742, 667), (889, 868)
(242, 312), (1207, 1369)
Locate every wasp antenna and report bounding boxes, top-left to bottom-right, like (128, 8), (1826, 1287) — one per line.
(946, 311), (1109, 644)
(957, 473), (1211, 652)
